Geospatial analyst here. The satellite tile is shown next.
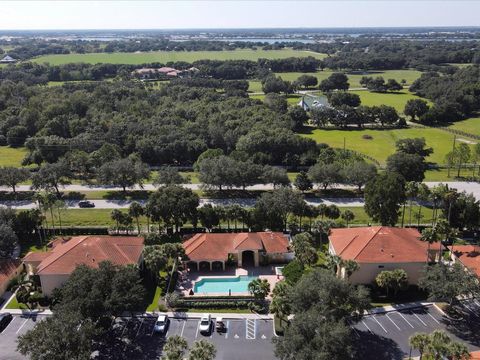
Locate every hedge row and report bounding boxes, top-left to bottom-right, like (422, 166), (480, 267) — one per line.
(176, 300), (251, 309)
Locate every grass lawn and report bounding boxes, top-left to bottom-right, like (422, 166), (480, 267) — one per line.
(275, 69), (422, 89)
(337, 206), (434, 226)
(32, 49), (327, 65)
(350, 90), (430, 114)
(145, 286), (162, 312)
(5, 295), (29, 310)
(0, 146), (27, 167)
(53, 205), (434, 227)
(448, 117), (480, 137)
(300, 125), (465, 165)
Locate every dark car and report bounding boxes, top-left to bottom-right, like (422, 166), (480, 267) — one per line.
(78, 201), (95, 208)
(0, 313), (13, 333)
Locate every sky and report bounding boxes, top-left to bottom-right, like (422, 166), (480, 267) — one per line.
(1, 1), (480, 30)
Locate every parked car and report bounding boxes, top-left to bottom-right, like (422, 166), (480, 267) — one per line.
(78, 201), (95, 208)
(153, 314), (169, 334)
(0, 313), (13, 333)
(199, 314), (212, 333)
(216, 317), (226, 333)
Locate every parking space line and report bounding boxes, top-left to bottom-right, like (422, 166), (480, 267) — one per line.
(385, 314), (400, 331)
(2, 316), (20, 333)
(195, 320), (200, 339)
(180, 320), (186, 337)
(372, 316), (388, 333)
(16, 318), (30, 334)
(362, 320), (372, 333)
(135, 317), (145, 338)
(225, 320), (229, 339)
(413, 313), (427, 326)
(473, 299), (480, 308)
(428, 313), (440, 324)
(121, 318), (130, 338)
(395, 312), (414, 328)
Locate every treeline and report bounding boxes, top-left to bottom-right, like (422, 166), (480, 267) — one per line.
(409, 65), (480, 124)
(4, 37), (479, 71)
(0, 56), (322, 85)
(1, 38), (294, 60)
(0, 80), (318, 167)
(319, 39), (479, 70)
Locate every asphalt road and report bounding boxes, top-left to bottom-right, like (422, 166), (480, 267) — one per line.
(1, 181), (478, 210)
(0, 197), (366, 210)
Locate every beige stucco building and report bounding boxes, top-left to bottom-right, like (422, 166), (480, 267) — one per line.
(183, 232), (293, 271)
(23, 236), (144, 296)
(329, 226), (440, 285)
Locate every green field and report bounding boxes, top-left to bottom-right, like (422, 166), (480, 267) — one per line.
(32, 49), (327, 65)
(248, 69), (422, 93)
(448, 117), (480, 136)
(54, 205), (434, 227)
(0, 146), (27, 167)
(274, 69), (422, 88)
(301, 126), (463, 165)
(350, 90), (431, 114)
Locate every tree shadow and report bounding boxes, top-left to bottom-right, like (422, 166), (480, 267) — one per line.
(352, 330), (406, 360)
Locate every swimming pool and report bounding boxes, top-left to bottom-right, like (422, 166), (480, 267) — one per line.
(193, 275), (258, 294)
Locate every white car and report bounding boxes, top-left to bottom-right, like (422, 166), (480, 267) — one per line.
(153, 314), (169, 334)
(199, 314), (211, 333)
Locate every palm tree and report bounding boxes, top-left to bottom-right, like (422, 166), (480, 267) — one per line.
(128, 202), (144, 234)
(409, 333), (430, 360)
(325, 254), (342, 276)
(405, 182), (419, 227)
(111, 209), (123, 234)
(420, 227), (440, 264)
(188, 340), (216, 360)
(448, 342), (470, 360)
(248, 278), (271, 300)
(416, 183), (430, 226)
(162, 335), (188, 360)
(341, 209), (355, 227)
(342, 259), (359, 279)
(427, 330), (451, 360)
(54, 199), (66, 235)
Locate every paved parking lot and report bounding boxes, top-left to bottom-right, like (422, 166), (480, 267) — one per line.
(98, 315), (276, 360)
(0, 314), (44, 360)
(350, 304), (480, 360)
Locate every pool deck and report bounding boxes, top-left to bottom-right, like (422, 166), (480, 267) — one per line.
(177, 266), (283, 298)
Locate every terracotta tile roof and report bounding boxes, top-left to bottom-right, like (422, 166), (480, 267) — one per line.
(36, 236), (144, 275)
(23, 251), (52, 263)
(0, 259), (21, 288)
(450, 245), (480, 277)
(183, 232), (290, 262)
(329, 226), (436, 263)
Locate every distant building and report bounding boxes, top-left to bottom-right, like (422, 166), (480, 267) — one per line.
(0, 55), (17, 64)
(298, 94), (329, 111)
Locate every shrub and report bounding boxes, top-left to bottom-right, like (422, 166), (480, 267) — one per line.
(175, 300), (251, 309)
(282, 260), (305, 285)
(0, 135), (7, 146)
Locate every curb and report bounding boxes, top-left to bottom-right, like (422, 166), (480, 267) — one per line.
(366, 301), (435, 315)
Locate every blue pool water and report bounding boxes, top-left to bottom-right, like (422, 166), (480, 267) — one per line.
(194, 276), (258, 294)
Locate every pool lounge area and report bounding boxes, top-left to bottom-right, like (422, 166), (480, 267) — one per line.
(193, 275), (258, 295)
